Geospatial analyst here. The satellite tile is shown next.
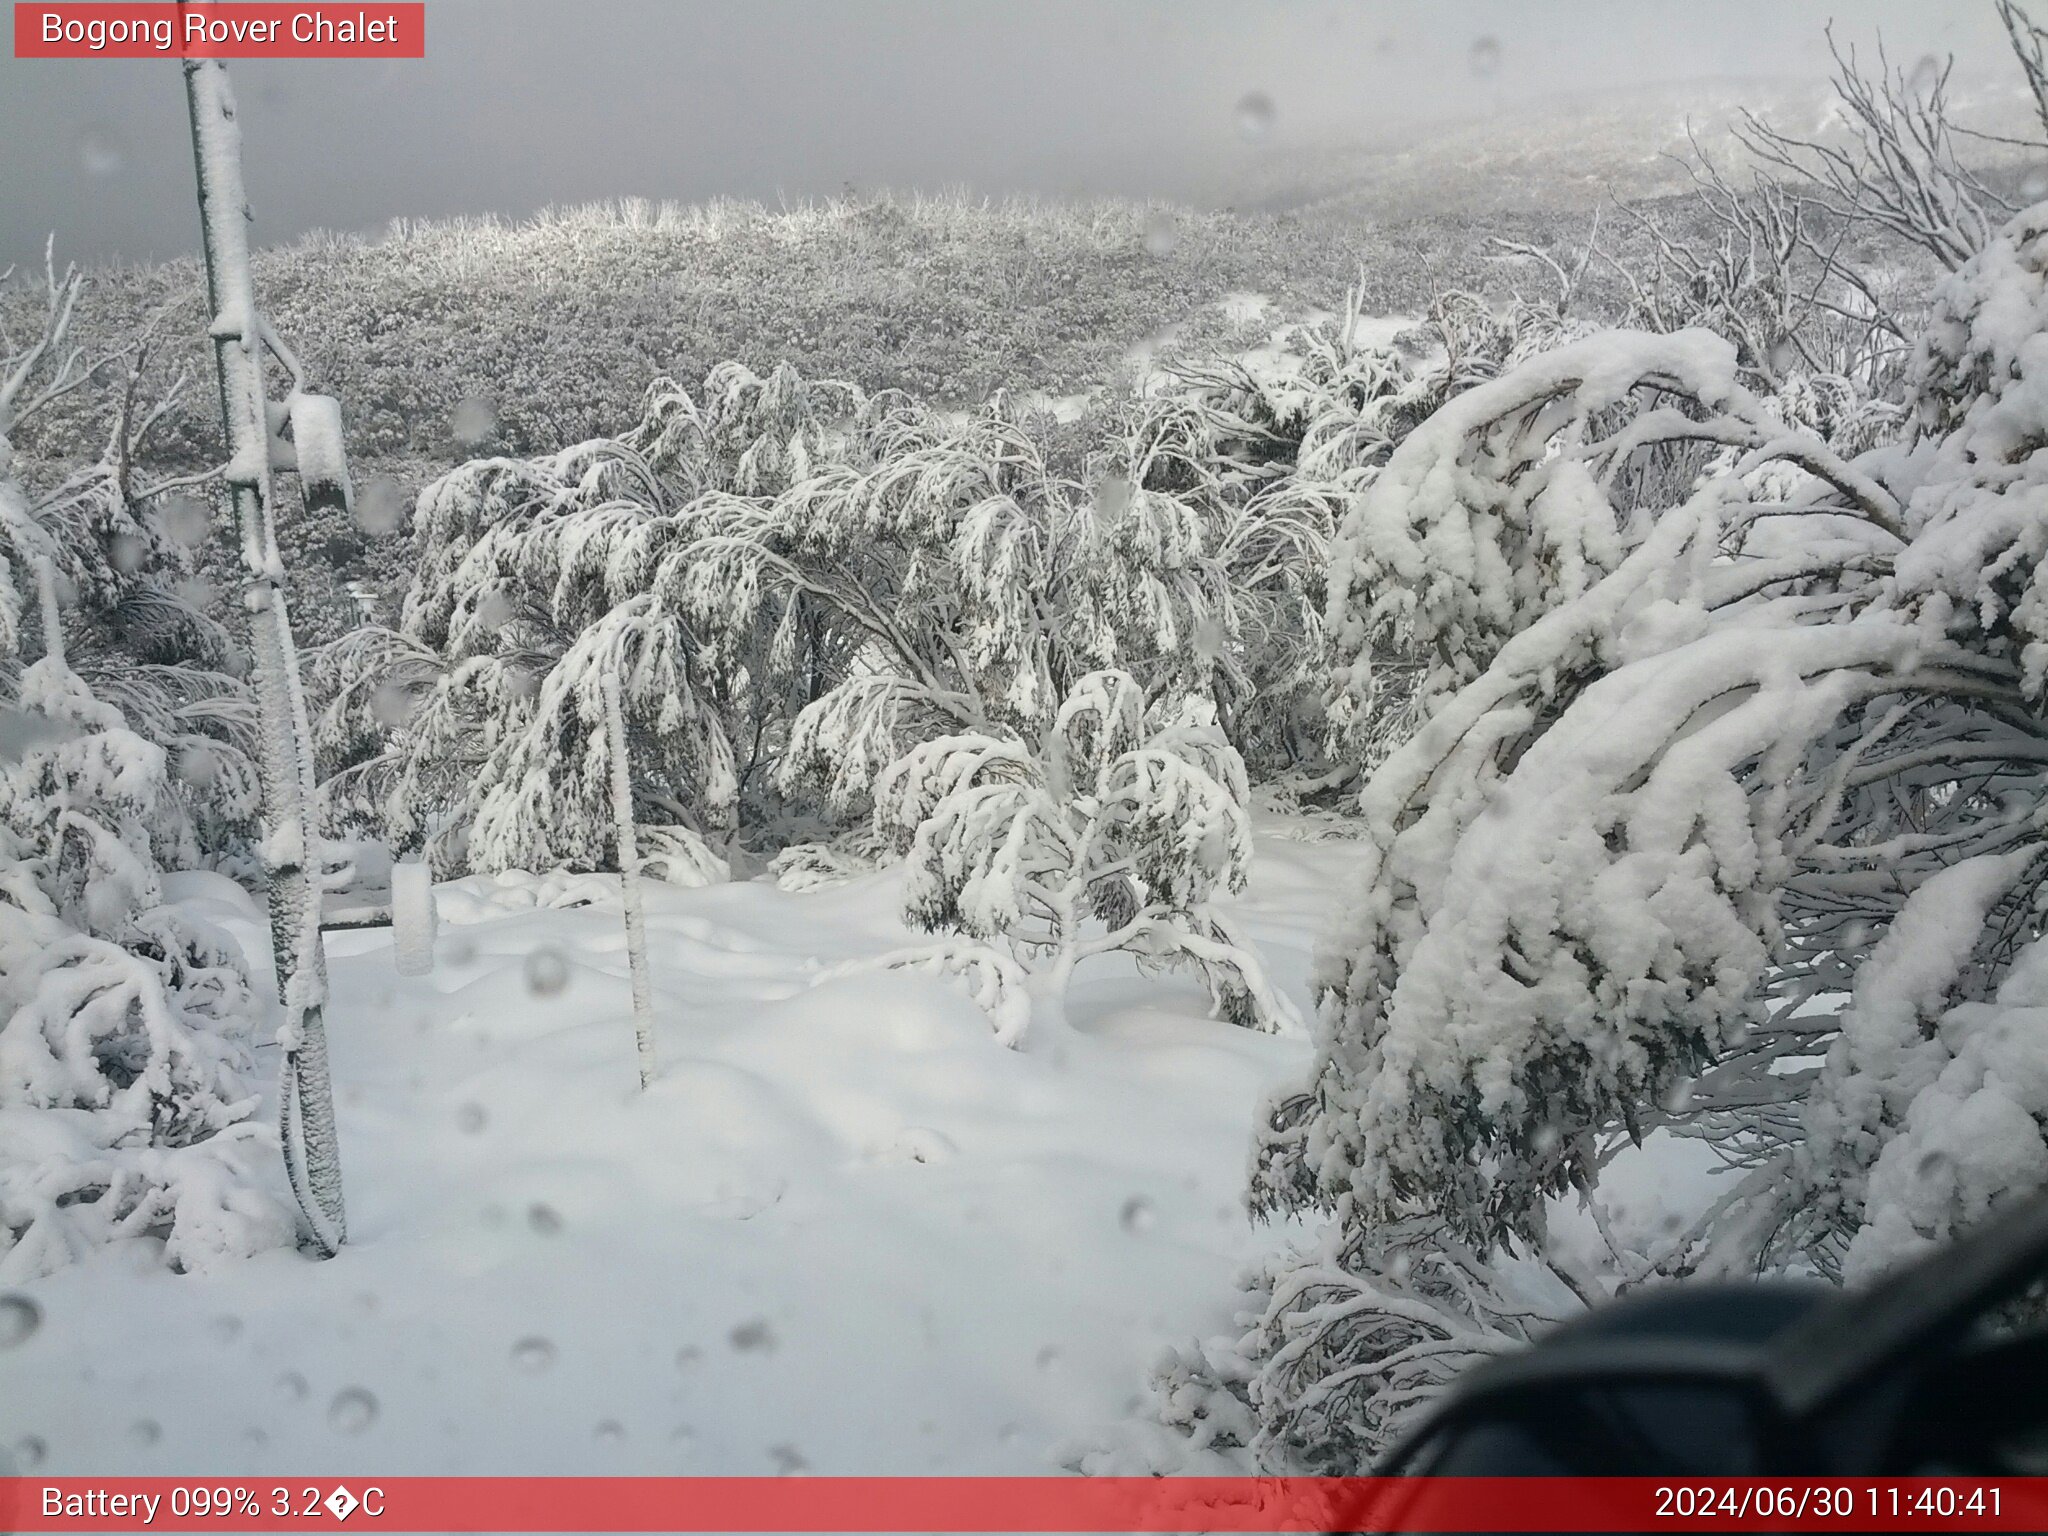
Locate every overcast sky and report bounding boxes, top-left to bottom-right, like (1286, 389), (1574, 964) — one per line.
(0, 0), (2013, 268)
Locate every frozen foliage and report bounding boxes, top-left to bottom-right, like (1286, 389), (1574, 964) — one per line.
(314, 428), (739, 875)
(0, 244), (287, 1278)
(325, 285), (1587, 874)
(1232, 197), (2048, 1467)
(466, 597), (734, 878)
(868, 670), (1296, 1038)
(1136, 1207), (1555, 1475)
(316, 351), (1340, 873)
(0, 249), (257, 867)
(0, 660), (289, 1279)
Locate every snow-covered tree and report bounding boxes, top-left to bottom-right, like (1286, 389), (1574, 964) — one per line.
(869, 669), (1295, 1037)
(1594, 140), (1916, 400)
(317, 413), (746, 872)
(1154, 281), (1599, 780)
(1228, 196), (2048, 1468)
(0, 238), (285, 1278)
(1737, 28), (2014, 274)
(3, 240), (261, 861)
(0, 656), (291, 1280)
(5, 318), (259, 870)
(465, 594), (734, 877)
(682, 386), (1316, 818)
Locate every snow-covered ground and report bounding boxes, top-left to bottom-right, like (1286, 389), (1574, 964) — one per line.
(0, 828), (1363, 1478)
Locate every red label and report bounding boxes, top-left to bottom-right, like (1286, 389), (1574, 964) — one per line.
(2, 1477), (2047, 1532)
(14, 3), (424, 58)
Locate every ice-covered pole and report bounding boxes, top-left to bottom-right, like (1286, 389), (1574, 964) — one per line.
(181, 40), (346, 1253)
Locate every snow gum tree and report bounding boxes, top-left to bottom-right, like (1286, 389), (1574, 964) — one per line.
(0, 656), (292, 1281)
(1221, 199), (2048, 1470)
(870, 669), (1296, 1039)
(0, 238), (287, 1280)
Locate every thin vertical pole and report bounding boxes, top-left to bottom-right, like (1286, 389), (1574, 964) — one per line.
(182, 41), (345, 1252)
(604, 669), (658, 1088)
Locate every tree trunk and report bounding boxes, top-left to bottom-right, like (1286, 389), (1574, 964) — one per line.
(182, 48), (345, 1254)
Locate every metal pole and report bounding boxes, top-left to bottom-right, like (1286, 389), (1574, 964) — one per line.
(181, 37), (345, 1253)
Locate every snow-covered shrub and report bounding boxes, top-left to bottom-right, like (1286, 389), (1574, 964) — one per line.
(1233, 199), (2048, 1467)
(314, 403), (752, 869)
(0, 659), (290, 1279)
(869, 669), (1295, 1036)
(1, 255), (259, 871)
(465, 595), (733, 877)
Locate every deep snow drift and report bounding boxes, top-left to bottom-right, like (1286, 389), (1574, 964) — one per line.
(0, 828), (1361, 1477)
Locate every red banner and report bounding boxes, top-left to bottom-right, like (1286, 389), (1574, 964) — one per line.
(3, 1477), (2047, 1532)
(13, 4), (424, 58)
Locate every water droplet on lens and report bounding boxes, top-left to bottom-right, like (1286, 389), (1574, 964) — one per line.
(510, 1336), (556, 1373)
(1915, 1148), (1956, 1182)
(370, 680), (416, 727)
(451, 397), (499, 447)
(674, 1345), (702, 1370)
(108, 532), (146, 575)
(1118, 1195), (1156, 1234)
(160, 494), (212, 547)
(594, 1419), (626, 1443)
(208, 1315), (243, 1344)
(0, 1294), (41, 1348)
(1468, 35), (1502, 76)
(175, 744), (220, 789)
(1035, 1344), (1060, 1370)
(13, 1435), (47, 1469)
(129, 1419), (161, 1447)
(505, 664), (542, 702)
(276, 1371), (309, 1402)
(77, 126), (126, 177)
(2025, 165), (2048, 202)
(1908, 53), (1940, 96)
(327, 1387), (378, 1434)
(527, 1202), (563, 1236)
(728, 1317), (778, 1353)
(171, 574), (216, 612)
(1234, 90), (1275, 141)
(475, 589), (514, 630)
(1094, 474), (1132, 518)
(523, 946), (568, 997)
(353, 476), (406, 536)
(1141, 211), (1180, 258)
(456, 1102), (487, 1134)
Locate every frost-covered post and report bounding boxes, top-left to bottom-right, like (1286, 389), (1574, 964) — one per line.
(182, 48), (346, 1253)
(603, 667), (658, 1087)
